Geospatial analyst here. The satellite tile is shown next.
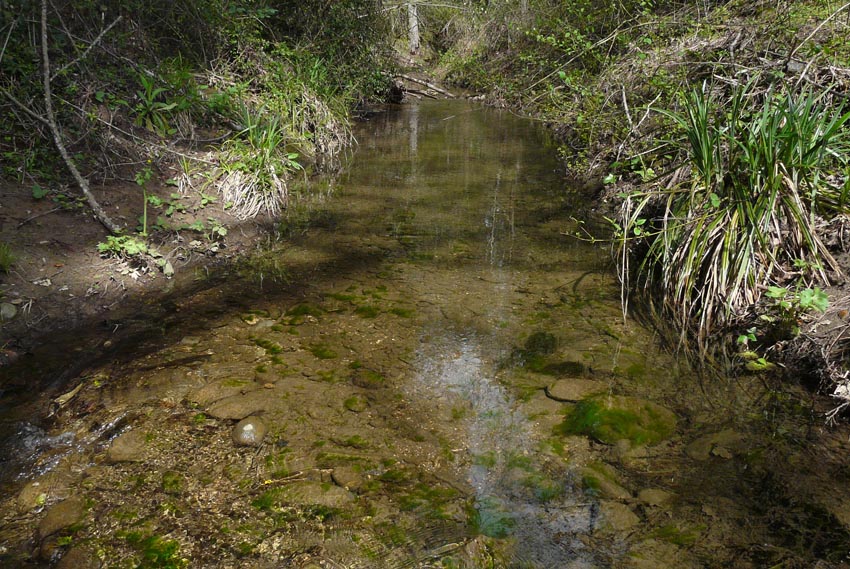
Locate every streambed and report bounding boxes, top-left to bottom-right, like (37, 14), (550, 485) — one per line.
(1, 101), (849, 568)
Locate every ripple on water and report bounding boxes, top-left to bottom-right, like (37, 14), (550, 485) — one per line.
(408, 331), (604, 567)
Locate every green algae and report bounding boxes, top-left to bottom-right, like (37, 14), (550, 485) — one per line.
(557, 397), (676, 446)
(355, 304), (381, 318)
(309, 343), (338, 359)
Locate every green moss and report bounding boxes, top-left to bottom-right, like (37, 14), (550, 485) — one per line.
(355, 304), (380, 318)
(286, 303), (323, 324)
(557, 398), (675, 446)
(124, 533), (186, 569)
(473, 452), (498, 468)
(252, 337), (283, 355)
(309, 343), (338, 359)
(326, 292), (357, 302)
(286, 303), (323, 317)
(470, 497), (515, 538)
(389, 307), (415, 318)
(344, 396), (368, 412)
(0, 242), (16, 273)
(341, 435), (370, 449)
(379, 468), (409, 484)
(161, 471), (184, 495)
(351, 368), (385, 388)
(524, 331), (558, 355)
(315, 452), (369, 467)
(650, 523), (702, 546)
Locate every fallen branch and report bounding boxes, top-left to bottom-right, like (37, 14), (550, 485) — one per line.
(41, 0), (121, 234)
(397, 74), (455, 98)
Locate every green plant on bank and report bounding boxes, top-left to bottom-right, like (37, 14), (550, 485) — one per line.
(135, 165), (154, 237)
(134, 74), (179, 136)
(618, 79), (850, 352)
(0, 242), (16, 273)
(211, 105), (302, 219)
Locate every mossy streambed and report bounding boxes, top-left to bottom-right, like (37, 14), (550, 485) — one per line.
(2, 101), (850, 568)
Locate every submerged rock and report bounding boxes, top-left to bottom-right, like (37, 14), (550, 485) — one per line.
(207, 390), (270, 420)
(0, 302), (17, 321)
(637, 488), (673, 507)
(598, 500), (640, 531)
(232, 416), (267, 447)
(38, 496), (86, 539)
(281, 480), (355, 508)
(545, 378), (606, 402)
(56, 546), (102, 569)
(685, 429), (745, 461)
(558, 395), (677, 447)
(106, 429), (146, 463)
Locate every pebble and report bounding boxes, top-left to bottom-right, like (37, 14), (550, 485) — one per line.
(232, 416), (267, 446)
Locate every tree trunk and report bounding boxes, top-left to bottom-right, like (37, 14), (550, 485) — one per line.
(407, 2), (420, 55)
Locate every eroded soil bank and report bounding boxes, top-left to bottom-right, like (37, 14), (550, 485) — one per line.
(2, 101), (850, 568)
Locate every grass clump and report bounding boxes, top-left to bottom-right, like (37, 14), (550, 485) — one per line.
(620, 80), (850, 352)
(0, 242), (16, 273)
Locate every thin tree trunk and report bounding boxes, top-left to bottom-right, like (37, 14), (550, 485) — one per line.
(408, 2), (420, 55)
(40, 0), (122, 234)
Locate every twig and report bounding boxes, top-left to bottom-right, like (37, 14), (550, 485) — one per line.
(17, 207), (63, 228)
(51, 15), (122, 81)
(788, 1), (850, 61)
(0, 15), (16, 67)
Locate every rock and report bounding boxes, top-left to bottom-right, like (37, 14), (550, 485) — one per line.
(625, 539), (689, 569)
(107, 429), (146, 463)
(545, 378), (606, 402)
(331, 466), (365, 492)
(560, 395), (677, 447)
(582, 463), (631, 501)
(0, 302), (17, 321)
(188, 378), (260, 407)
(280, 481), (355, 508)
(637, 488), (672, 507)
(38, 496), (86, 540)
(613, 438), (648, 466)
(685, 429), (745, 461)
(56, 545), (102, 569)
(207, 390), (270, 420)
(17, 472), (72, 513)
(598, 500), (640, 532)
(232, 416), (267, 447)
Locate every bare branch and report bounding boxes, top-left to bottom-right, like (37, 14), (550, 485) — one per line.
(41, 0), (122, 234)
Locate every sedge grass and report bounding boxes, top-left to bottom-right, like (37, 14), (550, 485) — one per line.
(621, 79), (850, 353)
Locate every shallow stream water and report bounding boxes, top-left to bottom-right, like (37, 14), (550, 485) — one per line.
(2, 101), (850, 568)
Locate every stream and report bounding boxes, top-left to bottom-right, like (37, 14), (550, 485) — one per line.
(2, 100), (850, 568)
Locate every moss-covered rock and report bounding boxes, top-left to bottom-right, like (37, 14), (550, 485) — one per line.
(557, 396), (676, 446)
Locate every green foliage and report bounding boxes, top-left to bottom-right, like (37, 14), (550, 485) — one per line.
(620, 80), (849, 350)
(124, 532), (186, 569)
(97, 236), (150, 257)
